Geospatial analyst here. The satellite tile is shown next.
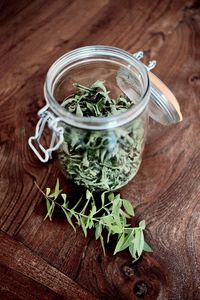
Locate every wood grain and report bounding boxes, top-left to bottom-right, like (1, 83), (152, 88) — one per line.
(0, 231), (96, 300)
(0, 0), (200, 299)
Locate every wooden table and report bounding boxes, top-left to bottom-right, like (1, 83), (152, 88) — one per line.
(0, 0), (199, 299)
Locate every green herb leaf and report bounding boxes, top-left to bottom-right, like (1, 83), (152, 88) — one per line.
(108, 193), (115, 202)
(134, 229), (144, 257)
(54, 178), (61, 199)
(44, 201), (55, 221)
(95, 222), (102, 240)
(139, 220), (145, 229)
(143, 241), (153, 252)
(45, 198), (51, 215)
(122, 199), (134, 216)
(101, 191), (106, 206)
(100, 236), (106, 256)
(116, 230), (133, 252)
(111, 225), (123, 234)
(61, 208), (76, 232)
(61, 193), (68, 208)
(46, 188), (51, 196)
(76, 104), (83, 117)
(129, 242), (137, 260)
(80, 218), (87, 237)
(107, 228), (112, 243)
(86, 190), (93, 201)
(114, 233), (125, 255)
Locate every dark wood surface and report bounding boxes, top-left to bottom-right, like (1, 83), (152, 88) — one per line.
(0, 0), (200, 299)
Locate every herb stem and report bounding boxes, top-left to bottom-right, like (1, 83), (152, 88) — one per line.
(45, 195), (121, 230)
(94, 202), (112, 215)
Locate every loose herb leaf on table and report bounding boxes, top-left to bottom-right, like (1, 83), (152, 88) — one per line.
(59, 80), (144, 191)
(36, 179), (152, 261)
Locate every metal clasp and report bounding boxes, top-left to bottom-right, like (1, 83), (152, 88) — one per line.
(28, 104), (64, 163)
(133, 51), (157, 71)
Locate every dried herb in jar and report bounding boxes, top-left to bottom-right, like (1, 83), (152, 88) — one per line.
(59, 80), (144, 191)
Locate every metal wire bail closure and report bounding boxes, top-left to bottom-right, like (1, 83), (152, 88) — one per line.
(28, 104), (64, 163)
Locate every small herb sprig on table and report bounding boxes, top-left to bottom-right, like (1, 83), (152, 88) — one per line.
(36, 179), (152, 261)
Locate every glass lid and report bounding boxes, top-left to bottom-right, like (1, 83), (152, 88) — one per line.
(148, 71), (182, 125)
(116, 51), (183, 126)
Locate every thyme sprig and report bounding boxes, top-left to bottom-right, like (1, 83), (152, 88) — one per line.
(36, 179), (152, 260)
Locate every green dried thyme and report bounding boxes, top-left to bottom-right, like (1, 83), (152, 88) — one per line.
(58, 80), (144, 191)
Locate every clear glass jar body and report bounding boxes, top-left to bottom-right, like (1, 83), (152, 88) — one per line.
(58, 112), (148, 191)
(44, 46), (150, 191)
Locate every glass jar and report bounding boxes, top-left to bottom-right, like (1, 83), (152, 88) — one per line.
(29, 46), (182, 191)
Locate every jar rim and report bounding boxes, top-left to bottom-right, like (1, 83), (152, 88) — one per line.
(44, 45), (150, 130)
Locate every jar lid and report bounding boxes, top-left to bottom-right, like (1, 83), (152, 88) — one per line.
(116, 51), (182, 126)
(148, 71), (182, 125)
